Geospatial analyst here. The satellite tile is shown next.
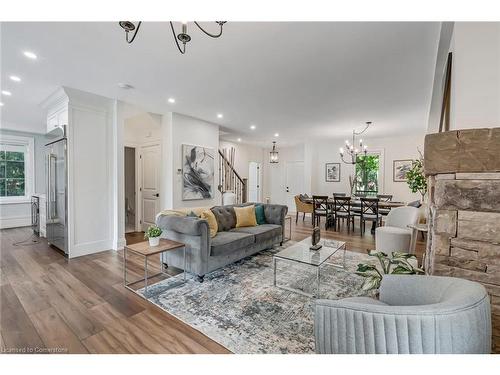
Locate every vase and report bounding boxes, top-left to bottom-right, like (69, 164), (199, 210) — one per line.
(149, 237), (160, 247)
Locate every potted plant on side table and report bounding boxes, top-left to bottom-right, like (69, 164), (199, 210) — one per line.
(145, 225), (162, 246)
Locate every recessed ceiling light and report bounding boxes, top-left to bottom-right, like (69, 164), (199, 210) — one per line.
(0, 102), (4, 107)
(1, 90), (12, 96)
(217, 113), (223, 119)
(274, 133), (279, 137)
(167, 98), (175, 104)
(9, 75), (21, 82)
(250, 125), (256, 130)
(117, 83), (133, 89)
(237, 138), (242, 142)
(23, 51), (37, 60)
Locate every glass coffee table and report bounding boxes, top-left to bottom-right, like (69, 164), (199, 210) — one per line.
(273, 237), (346, 298)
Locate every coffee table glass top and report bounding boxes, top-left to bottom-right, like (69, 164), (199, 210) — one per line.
(274, 237), (346, 266)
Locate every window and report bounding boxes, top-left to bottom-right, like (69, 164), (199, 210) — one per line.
(0, 135), (34, 203)
(355, 153), (380, 195)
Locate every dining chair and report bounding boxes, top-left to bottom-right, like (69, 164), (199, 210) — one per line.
(334, 196), (354, 232)
(294, 195), (314, 224)
(312, 195), (334, 230)
(360, 197), (382, 235)
(377, 194), (393, 202)
(333, 192), (346, 197)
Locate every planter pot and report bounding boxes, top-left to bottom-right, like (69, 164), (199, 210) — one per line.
(149, 237), (160, 247)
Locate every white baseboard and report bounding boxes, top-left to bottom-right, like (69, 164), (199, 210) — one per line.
(0, 216), (31, 229)
(113, 237), (127, 250)
(69, 239), (114, 259)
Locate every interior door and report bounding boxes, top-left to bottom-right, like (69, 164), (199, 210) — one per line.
(285, 161), (305, 211)
(141, 144), (161, 231)
(248, 162), (261, 202)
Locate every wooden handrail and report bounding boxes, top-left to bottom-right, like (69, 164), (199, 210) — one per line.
(218, 149), (247, 204)
(218, 149), (245, 184)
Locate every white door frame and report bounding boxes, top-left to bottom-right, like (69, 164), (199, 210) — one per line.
(124, 143), (141, 232)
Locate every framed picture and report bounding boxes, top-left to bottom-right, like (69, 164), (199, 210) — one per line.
(325, 163), (341, 182)
(182, 144), (215, 200)
(393, 159), (413, 182)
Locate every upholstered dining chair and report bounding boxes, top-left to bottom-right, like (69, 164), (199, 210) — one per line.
(314, 275), (491, 354)
(294, 195), (314, 224)
(312, 195), (334, 229)
(376, 194), (393, 202)
(375, 206), (419, 253)
(333, 192), (347, 197)
(360, 197), (382, 235)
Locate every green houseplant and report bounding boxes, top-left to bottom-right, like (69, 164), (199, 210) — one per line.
(145, 225), (162, 246)
(356, 250), (424, 291)
(406, 156), (427, 202)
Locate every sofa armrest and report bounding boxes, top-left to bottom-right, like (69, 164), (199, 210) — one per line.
(155, 214), (210, 276)
(262, 204), (288, 226)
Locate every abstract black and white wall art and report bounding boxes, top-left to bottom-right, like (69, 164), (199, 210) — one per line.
(182, 144), (215, 200)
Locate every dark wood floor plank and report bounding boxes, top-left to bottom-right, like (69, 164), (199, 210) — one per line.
(82, 330), (130, 354)
(102, 316), (170, 354)
(0, 284), (45, 350)
(46, 262), (106, 309)
(36, 274), (103, 340)
(9, 279), (52, 314)
(30, 307), (89, 354)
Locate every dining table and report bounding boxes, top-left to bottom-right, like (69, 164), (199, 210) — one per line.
(303, 197), (407, 232)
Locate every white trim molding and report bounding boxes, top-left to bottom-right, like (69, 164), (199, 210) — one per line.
(0, 134), (35, 204)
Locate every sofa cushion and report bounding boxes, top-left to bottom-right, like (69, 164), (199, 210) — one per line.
(210, 231), (255, 257)
(230, 224), (282, 243)
(211, 206), (237, 232)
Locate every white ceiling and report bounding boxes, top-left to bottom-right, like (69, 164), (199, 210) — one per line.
(1, 22), (440, 144)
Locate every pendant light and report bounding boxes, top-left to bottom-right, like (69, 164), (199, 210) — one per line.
(269, 141), (279, 163)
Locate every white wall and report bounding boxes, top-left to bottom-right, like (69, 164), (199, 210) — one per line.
(449, 22), (500, 130)
(0, 129), (46, 228)
(262, 143), (305, 205)
(170, 113), (220, 209)
(428, 22), (500, 133)
(64, 87), (114, 258)
(310, 134), (423, 203)
(263, 134), (424, 209)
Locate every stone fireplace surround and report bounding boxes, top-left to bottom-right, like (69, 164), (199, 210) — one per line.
(424, 128), (500, 353)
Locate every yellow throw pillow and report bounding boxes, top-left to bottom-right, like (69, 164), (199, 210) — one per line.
(234, 205), (257, 228)
(201, 210), (218, 238)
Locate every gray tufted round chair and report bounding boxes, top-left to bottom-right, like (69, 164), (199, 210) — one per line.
(314, 275), (491, 354)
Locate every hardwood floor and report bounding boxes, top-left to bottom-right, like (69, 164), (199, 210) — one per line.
(0, 218), (426, 354)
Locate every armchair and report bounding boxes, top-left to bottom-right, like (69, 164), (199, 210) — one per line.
(314, 275), (491, 354)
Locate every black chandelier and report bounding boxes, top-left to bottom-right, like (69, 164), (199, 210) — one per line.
(118, 21), (227, 54)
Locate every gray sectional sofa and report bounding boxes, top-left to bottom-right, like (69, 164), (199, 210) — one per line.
(156, 203), (288, 282)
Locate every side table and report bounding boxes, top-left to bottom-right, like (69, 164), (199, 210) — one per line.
(283, 215), (292, 242)
(124, 239), (186, 298)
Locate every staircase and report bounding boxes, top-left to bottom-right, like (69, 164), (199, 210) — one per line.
(218, 149), (247, 204)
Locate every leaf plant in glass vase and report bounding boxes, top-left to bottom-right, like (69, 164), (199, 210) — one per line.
(355, 251), (424, 291)
(406, 154), (427, 203)
(145, 225), (162, 246)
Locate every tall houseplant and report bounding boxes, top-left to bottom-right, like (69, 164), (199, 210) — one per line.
(406, 153), (427, 202)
